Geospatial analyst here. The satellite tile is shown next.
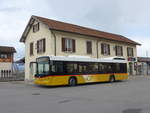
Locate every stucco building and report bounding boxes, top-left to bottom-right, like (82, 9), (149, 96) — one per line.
(0, 46), (16, 78)
(20, 15), (140, 80)
(136, 57), (150, 75)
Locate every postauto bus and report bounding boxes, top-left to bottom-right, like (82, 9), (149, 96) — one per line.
(34, 56), (128, 86)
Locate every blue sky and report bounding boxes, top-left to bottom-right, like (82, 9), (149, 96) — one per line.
(0, 0), (150, 60)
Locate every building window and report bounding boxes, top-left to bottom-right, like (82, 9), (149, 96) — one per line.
(101, 43), (110, 55)
(33, 23), (39, 32)
(30, 42), (34, 56)
(0, 54), (7, 59)
(115, 46), (123, 56)
(37, 39), (46, 53)
(62, 38), (75, 52)
(127, 47), (134, 57)
(86, 41), (92, 54)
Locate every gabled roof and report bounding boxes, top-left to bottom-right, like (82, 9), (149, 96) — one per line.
(0, 46), (16, 53)
(15, 57), (25, 63)
(20, 15), (141, 45)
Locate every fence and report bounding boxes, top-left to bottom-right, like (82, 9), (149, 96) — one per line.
(136, 62), (150, 75)
(0, 63), (25, 81)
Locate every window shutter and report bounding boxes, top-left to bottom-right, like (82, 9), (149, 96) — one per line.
(121, 47), (123, 56)
(37, 41), (39, 53)
(127, 48), (129, 56)
(108, 44), (110, 55)
(87, 41), (92, 54)
(89, 42), (92, 54)
(86, 41), (88, 53)
(38, 23), (40, 31)
(115, 46), (117, 56)
(33, 26), (35, 32)
(72, 39), (76, 52)
(62, 38), (65, 52)
(101, 43), (104, 54)
(132, 48), (134, 56)
(43, 39), (46, 52)
(30, 43), (31, 55)
(87, 42), (89, 53)
(30, 43), (33, 55)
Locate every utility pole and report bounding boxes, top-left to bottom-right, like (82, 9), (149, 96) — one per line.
(146, 50), (148, 57)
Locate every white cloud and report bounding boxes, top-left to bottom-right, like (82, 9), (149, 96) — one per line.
(0, 0), (56, 60)
(129, 36), (150, 57)
(0, 0), (150, 59)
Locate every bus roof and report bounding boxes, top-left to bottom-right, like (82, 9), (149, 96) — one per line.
(41, 56), (127, 63)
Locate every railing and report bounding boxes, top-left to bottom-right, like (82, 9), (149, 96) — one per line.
(0, 72), (24, 81)
(0, 62), (25, 81)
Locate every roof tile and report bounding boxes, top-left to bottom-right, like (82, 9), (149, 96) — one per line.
(0, 46), (16, 53)
(34, 16), (140, 45)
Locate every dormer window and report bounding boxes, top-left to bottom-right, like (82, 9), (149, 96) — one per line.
(33, 23), (39, 32)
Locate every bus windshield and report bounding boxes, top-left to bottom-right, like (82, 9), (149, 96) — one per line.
(37, 62), (50, 74)
(36, 57), (50, 75)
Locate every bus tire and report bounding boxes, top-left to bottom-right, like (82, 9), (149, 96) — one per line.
(109, 75), (115, 83)
(68, 77), (77, 86)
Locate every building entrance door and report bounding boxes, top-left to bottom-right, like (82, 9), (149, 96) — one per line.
(129, 62), (133, 75)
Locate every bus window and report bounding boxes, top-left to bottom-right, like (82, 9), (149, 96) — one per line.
(78, 63), (82, 73)
(37, 63), (50, 75)
(115, 63), (120, 73)
(65, 62), (78, 74)
(87, 63), (98, 74)
(51, 65), (56, 72)
(51, 61), (64, 74)
(74, 63), (78, 73)
(107, 63), (114, 73)
(94, 63), (98, 73)
(56, 62), (64, 73)
(98, 63), (105, 73)
(83, 65), (87, 73)
(107, 65), (112, 73)
(66, 63), (74, 73)
(38, 63), (44, 74)
(45, 63), (50, 74)
(78, 63), (87, 74)
(120, 63), (127, 73)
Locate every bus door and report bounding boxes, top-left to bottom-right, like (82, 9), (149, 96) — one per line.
(30, 62), (37, 79)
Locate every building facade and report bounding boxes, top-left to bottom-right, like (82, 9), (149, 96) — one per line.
(20, 16), (140, 80)
(136, 57), (150, 75)
(0, 46), (16, 79)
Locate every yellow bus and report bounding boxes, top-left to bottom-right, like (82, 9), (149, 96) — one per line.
(34, 56), (128, 86)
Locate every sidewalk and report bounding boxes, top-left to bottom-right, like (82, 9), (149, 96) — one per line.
(128, 75), (150, 80)
(3, 75), (150, 85)
(9, 80), (34, 85)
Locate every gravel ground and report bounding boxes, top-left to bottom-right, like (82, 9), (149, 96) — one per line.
(0, 76), (150, 113)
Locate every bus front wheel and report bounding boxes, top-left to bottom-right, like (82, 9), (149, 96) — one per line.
(109, 75), (115, 83)
(69, 77), (77, 86)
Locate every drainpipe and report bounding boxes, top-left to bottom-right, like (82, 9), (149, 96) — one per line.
(96, 40), (99, 58)
(51, 30), (57, 56)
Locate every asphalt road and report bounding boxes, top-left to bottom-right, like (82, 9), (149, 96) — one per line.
(0, 76), (150, 113)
